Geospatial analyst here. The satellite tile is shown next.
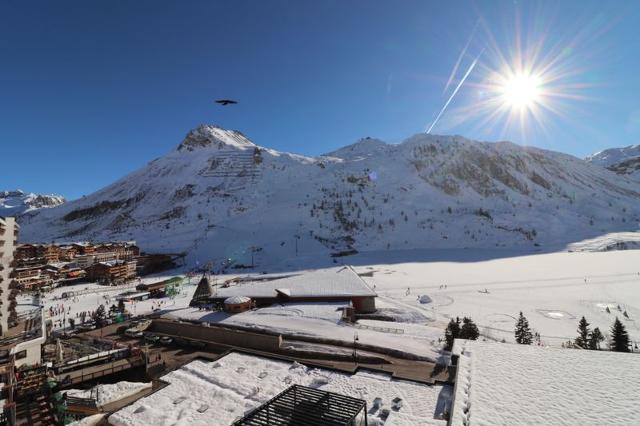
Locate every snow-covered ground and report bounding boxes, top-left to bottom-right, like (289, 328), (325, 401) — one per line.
(17, 246), (640, 353)
(66, 381), (151, 407)
(108, 352), (450, 426)
(355, 249), (640, 347)
(450, 339), (640, 426)
(17, 273), (197, 329)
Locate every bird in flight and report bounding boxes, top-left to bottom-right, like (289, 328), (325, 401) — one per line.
(215, 99), (238, 106)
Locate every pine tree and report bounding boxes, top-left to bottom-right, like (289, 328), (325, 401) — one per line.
(514, 311), (533, 344)
(459, 317), (480, 340)
(588, 327), (604, 350)
(575, 316), (590, 349)
(444, 317), (461, 350)
(610, 317), (630, 352)
(93, 304), (107, 327)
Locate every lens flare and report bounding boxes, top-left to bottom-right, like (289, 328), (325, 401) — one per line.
(500, 72), (542, 109)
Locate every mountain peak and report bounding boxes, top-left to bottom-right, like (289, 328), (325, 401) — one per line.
(177, 125), (256, 152)
(325, 137), (389, 159)
(1, 190), (65, 216)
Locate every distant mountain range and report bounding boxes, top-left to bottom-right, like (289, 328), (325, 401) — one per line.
(0, 190), (65, 217)
(16, 125), (640, 267)
(586, 145), (640, 180)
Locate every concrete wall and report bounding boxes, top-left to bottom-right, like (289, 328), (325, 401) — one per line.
(352, 296), (376, 314)
(12, 320), (45, 368)
(150, 320), (282, 352)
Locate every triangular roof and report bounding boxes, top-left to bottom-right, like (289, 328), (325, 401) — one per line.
(190, 276), (213, 305)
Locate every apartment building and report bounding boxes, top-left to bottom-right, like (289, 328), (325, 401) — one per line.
(0, 217), (19, 332)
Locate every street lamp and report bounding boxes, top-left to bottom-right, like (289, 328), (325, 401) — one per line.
(353, 332), (359, 365)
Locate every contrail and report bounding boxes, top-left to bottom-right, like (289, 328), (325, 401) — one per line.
(443, 20), (480, 95)
(427, 49), (484, 134)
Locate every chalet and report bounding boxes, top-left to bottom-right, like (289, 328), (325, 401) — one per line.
(85, 260), (136, 284)
(72, 242), (95, 256)
(57, 245), (77, 261)
(13, 267), (52, 290)
(42, 263), (85, 283)
(36, 244), (59, 263)
(15, 244), (39, 261)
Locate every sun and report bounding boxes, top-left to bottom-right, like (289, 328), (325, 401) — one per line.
(500, 72), (542, 110)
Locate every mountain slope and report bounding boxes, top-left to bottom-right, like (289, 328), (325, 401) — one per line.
(1, 190), (65, 216)
(18, 125), (640, 267)
(586, 144), (640, 167)
(587, 145), (640, 180)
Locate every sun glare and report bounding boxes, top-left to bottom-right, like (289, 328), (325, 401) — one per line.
(501, 72), (541, 109)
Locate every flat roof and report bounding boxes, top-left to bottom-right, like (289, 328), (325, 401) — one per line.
(210, 266), (376, 300)
(109, 352), (447, 426)
(450, 339), (640, 426)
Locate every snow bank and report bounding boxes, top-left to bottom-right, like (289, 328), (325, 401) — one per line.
(66, 381), (151, 407)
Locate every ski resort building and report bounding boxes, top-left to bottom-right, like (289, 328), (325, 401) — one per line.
(0, 217), (19, 332)
(196, 266), (377, 313)
(449, 339), (640, 426)
(85, 259), (137, 283)
(0, 217), (46, 425)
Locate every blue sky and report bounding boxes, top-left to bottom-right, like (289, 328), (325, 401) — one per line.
(2, 1), (639, 200)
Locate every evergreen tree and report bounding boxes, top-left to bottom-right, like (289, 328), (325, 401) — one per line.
(588, 327), (604, 350)
(514, 311), (533, 344)
(444, 317), (461, 350)
(93, 304), (107, 327)
(610, 317), (630, 352)
(575, 316), (590, 349)
(459, 317), (479, 340)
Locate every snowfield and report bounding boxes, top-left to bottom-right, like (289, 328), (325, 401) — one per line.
(450, 339), (640, 426)
(355, 249), (640, 347)
(108, 352), (450, 426)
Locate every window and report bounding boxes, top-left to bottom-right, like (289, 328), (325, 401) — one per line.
(15, 350), (27, 360)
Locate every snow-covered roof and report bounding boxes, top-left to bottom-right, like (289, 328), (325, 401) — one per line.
(450, 339), (640, 426)
(223, 296), (251, 305)
(213, 266), (376, 299)
(108, 352), (448, 426)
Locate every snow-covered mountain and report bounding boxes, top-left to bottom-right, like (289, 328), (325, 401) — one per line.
(586, 145), (640, 180)
(1, 190), (65, 216)
(18, 125), (640, 266)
